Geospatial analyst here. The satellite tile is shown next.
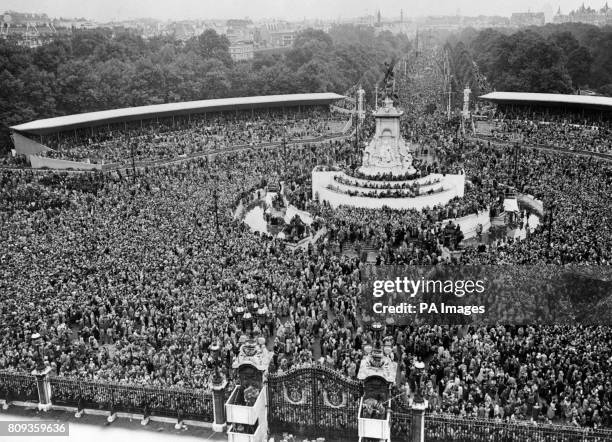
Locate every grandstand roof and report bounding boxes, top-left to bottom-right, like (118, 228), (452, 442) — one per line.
(479, 92), (612, 111)
(10, 93), (345, 136)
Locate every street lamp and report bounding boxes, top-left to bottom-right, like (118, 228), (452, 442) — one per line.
(513, 141), (521, 187)
(31, 333), (45, 372)
(234, 306), (245, 319)
(256, 307), (266, 326)
(547, 200), (556, 249)
(370, 322), (384, 367)
(242, 312), (253, 335)
(234, 306), (245, 332)
(209, 342), (222, 385)
(382, 336), (394, 358)
(371, 321), (383, 348)
(282, 125), (288, 175)
(245, 294), (257, 314)
(211, 172), (220, 235)
(413, 360), (425, 404)
(130, 141), (136, 184)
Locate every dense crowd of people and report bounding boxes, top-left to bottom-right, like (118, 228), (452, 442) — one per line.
(395, 324), (612, 428)
(1, 47), (611, 433)
(475, 108), (612, 155)
(39, 107), (348, 165)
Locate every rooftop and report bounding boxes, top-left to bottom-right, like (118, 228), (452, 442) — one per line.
(479, 92), (612, 111)
(10, 93), (345, 136)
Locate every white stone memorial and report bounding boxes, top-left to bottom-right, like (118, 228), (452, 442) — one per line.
(359, 97), (416, 177)
(312, 96), (465, 210)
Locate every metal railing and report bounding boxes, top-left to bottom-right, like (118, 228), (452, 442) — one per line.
(390, 410), (415, 441)
(48, 376), (213, 421)
(424, 413), (612, 442)
(3, 369), (612, 441)
(0, 371), (38, 403)
(0, 371), (213, 422)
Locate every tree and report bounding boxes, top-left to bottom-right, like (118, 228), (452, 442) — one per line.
(566, 46), (593, 89)
(34, 39), (71, 73)
(185, 29), (232, 66)
(293, 29), (333, 51)
(201, 59), (231, 98)
(71, 29), (111, 59)
(464, 23), (612, 94)
(470, 30), (572, 94)
(0, 25), (434, 153)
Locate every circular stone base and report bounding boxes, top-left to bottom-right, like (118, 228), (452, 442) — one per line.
(311, 168), (466, 211)
(358, 165), (417, 177)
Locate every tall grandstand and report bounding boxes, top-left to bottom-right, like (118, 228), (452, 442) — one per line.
(10, 93), (349, 170)
(473, 92), (612, 155)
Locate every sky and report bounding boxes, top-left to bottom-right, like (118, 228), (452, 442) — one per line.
(0, 0), (608, 22)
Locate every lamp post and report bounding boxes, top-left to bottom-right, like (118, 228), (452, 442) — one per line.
(234, 306), (245, 332)
(130, 141), (136, 185)
(547, 200), (556, 249)
(245, 293), (257, 314)
(371, 321), (383, 348)
(211, 172), (220, 235)
(31, 333), (45, 372)
(513, 140), (521, 188)
(256, 307), (266, 326)
(413, 360), (425, 404)
(382, 336), (394, 358)
(242, 312), (253, 335)
(354, 118), (360, 167)
(408, 359), (428, 442)
(282, 126), (288, 176)
(209, 342), (222, 386)
(370, 321), (384, 367)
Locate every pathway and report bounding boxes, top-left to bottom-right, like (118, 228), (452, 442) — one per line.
(0, 407), (224, 442)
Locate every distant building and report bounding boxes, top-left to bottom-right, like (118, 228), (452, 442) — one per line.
(412, 14), (510, 32)
(2, 11), (50, 26)
(553, 2), (612, 26)
(256, 22), (296, 49)
(168, 21), (199, 41)
(510, 12), (546, 27)
(1, 10), (58, 47)
(229, 41), (254, 61)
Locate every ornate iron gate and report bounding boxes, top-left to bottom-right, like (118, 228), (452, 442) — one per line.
(267, 365), (363, 440)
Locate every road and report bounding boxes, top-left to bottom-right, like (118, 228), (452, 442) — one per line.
(0, 406), (226, 442)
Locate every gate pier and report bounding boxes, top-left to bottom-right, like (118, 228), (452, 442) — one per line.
(357, 323), (397, 442)
(225, 336), (272, 442)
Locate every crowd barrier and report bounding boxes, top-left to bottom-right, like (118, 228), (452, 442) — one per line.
(0, 370), (213, 424)
(424, 413), (612, 442)
(3, 370), (612, 441)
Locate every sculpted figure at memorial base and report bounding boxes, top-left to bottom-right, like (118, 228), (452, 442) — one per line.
(359, 97), (416, 177)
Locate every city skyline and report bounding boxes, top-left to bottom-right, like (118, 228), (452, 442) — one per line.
(1, 0), (609, 22)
